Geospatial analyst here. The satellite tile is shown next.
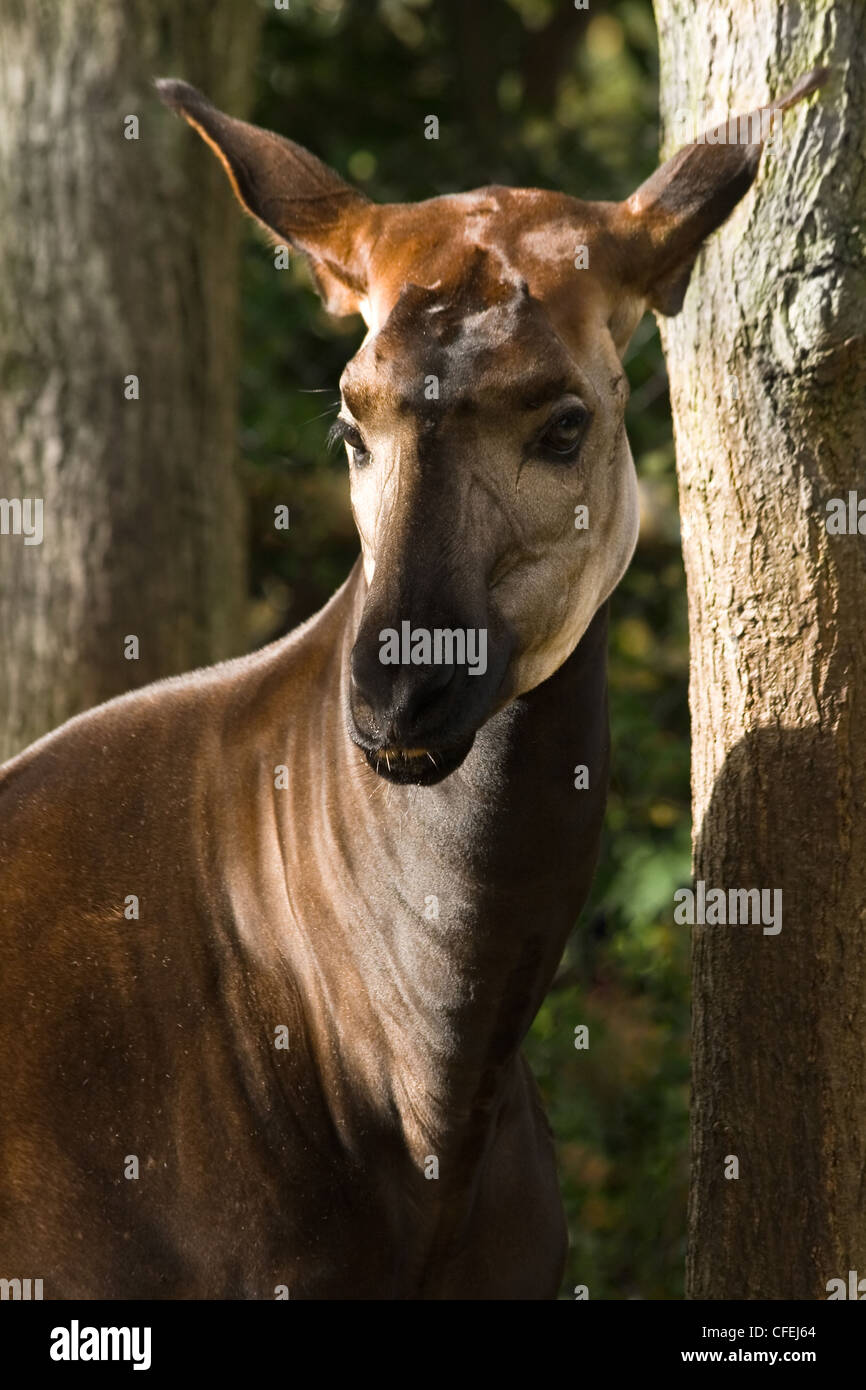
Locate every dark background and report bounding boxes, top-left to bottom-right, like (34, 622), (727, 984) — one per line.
(240, 0), (689, 1300)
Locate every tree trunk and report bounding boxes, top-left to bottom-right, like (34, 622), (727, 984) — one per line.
(0, 0), (260, 761)
(653, 1), (866, 1299)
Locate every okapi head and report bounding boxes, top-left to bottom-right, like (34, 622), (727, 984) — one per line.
(157, 71), (825, 785)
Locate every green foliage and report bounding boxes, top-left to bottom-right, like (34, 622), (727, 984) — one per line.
(240, 0), (689, 1299)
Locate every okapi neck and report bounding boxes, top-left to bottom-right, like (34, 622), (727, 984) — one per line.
(281, 565), (613, 1133)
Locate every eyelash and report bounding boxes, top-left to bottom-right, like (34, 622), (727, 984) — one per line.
(534, 405), (590, 463)
(329, 418), (370, 466)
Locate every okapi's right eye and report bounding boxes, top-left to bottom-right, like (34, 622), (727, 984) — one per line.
(329, 418), (371, 468)
(345, 427), (370, 467)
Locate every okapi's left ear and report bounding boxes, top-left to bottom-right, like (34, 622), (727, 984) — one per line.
(615, 67), (829, 315)
(156, 79), (373, 316)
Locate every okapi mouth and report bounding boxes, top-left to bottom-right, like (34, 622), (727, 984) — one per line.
(360, 736), (475, 786)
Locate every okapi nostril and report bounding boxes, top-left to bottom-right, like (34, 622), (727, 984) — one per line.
(352, 661), (458, 740)
(400, 665), (457, 724)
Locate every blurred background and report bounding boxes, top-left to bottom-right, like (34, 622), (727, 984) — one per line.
(0, 0), (690, 1298)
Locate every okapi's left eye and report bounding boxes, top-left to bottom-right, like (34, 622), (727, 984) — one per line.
(538, 405), (590, 461)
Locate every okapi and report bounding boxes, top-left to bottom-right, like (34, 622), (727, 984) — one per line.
(0, 69), (825, 1299)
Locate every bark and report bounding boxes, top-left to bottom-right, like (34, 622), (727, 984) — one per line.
(0, 0), (260, 761)
(653, 0), (866, 1298)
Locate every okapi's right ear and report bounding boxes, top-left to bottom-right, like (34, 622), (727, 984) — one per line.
(615, 66), (829, 315)
(156, 78), (373, 316)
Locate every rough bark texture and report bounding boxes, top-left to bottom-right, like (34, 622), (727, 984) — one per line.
(653, 1), (866, 1298)
(0, 0), (260, 761)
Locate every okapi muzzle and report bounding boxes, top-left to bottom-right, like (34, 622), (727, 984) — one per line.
(347, 503), (514, 783)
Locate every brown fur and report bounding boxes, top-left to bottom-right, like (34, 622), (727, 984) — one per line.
(0, 69), (826, 1298)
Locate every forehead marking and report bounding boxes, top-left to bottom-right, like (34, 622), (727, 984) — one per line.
(344, 245), (575, 415)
